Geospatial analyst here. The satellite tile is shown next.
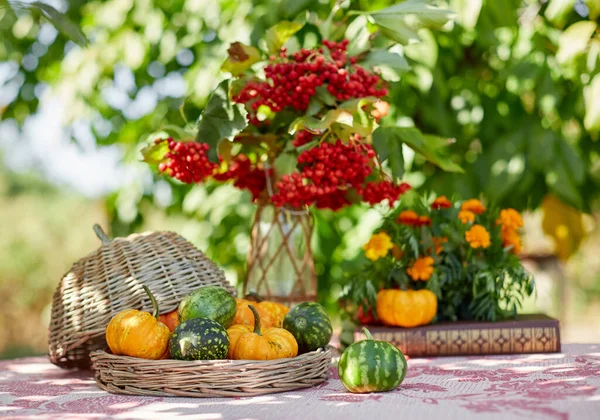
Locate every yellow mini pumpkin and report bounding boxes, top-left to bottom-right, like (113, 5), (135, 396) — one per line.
(376, 289), (437, 328)
(232, 298), (290, 329)
(106, 286), (171, 359)
(227, 305), (298, 360)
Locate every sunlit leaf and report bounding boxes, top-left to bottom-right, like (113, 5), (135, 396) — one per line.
(141, 138), (170, 165)
(544, 0), (577, 28)
(584, 73), (600, 132)
(7, 1), (89, 46)
(450, 0), (482, 31)
(265, 21), (304, 53)
(556, 21), (597, 64)
(345, 15), (371, 56)
(273, 152), (297, 176)
(221, 42), (262, 76)
(360, 49), (410, 79)
(585, 0), (600, 19)
(195, 79), (248, 161)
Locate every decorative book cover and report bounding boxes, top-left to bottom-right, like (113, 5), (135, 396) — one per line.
(355, 314), (561, 357)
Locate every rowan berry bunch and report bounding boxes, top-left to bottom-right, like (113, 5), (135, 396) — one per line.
(213, 154), (269, 201)
(233, 39), (388, 125)
(271, 139), (406, 210)
(157, 138), (217, 183)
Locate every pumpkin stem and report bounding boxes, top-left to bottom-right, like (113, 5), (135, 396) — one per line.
(248, 305), (262, 336)
(142, 285), (160, 320)
(93, 224), (111, 245)
(362, 327), (374, 341)
(244, 292), (263, 303)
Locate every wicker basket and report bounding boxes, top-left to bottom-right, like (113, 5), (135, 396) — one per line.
(90, 348), (332, 397)
(49, 224), (233, 369)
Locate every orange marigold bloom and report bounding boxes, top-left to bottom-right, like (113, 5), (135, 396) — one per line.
(432, 236), (448, 255)
(458, 210), (475, 224)
(391, 244), (404, 260)
(461, 199), (486, 215)
(497, 208), (524, 230)
(397, 210), (420, 226)
(432, 196), (452, 209)
(406, 256), (435, 281)
(501, 227), (522, 254)
(418, 216), (432, 227)
(465, 224), (491, 249)
(363, 232), (394, 261)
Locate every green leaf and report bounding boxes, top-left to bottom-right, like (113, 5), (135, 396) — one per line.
(450, 0), (482, 31)
(374, 127), (463, 173)
(195, 79), (248, 161)
(547, 160), (584, 209)
(528, 128), (556, 170)
(388, 140), (405, 180)
(315, 86), (336, 106)
(8, 1), (89, 46)
(584, 73), (600, 132)
(557, 139), (585, 184)
(265, 21), (304, 54)
(306, 97), (324, 116)
(360, 49), (410, 81)
(544, 0), (576, 28)
(346, 15), (371, 56)
(585, 0), (600, 19)
(141, 138), (170, 165)
(220, 42), (261, 76)
(368, 0), (453, 46)
(289, 109), (349, 134)
(556, 21), (597, 64)
(273, 152), (297, 176)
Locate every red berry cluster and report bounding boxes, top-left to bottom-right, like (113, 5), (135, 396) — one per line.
(292, 130), (314, 147)
(158, 139), (217, 183)
(362, 181), (411, 205)
(213, 154), (269, 201)
(272, 140), (375, 210)
(233, 39), (388, 126)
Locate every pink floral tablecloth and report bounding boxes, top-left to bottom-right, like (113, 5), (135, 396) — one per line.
(1, 344), (600, 420)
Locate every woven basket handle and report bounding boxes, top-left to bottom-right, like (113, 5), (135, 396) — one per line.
(93, 224), (111, 245)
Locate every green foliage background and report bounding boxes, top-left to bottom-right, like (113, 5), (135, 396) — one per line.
(1, 0), (600, 355)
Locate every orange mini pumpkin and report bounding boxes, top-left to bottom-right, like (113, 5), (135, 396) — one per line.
(158, 309), (180, 332)
(227, 305), (298, 360)
(376, 289), (437, 328)
(105, 286), (171, 359)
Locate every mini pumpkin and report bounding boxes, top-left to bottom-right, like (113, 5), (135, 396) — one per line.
(158, 309), (180, 332)
(105, 286), (171, 359)
(376, 289), (437, 328)
(232, 297), (290, 328)
(227, 305), (298, 360)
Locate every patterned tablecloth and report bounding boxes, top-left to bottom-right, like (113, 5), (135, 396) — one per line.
(1, 344), (600, 420)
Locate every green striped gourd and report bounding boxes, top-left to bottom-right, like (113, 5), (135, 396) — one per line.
(169, 317), (229, 360)
(282, 302), (332, 353)
(178, 286), (236, 327)
(338, 327), (407, 393)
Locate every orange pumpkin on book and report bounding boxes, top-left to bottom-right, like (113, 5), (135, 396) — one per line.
(376, 289), (437, 328)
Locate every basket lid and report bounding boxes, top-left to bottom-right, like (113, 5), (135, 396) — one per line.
(48, 224), (234, 369)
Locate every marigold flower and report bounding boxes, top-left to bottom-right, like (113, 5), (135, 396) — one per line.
(465, 224), (491, 249)
(406, 256), (435, 281)
(418, 216), (432, 227)
(458, 210), (475, 224)
(391, 244), (404, 260)
(432, 236), (448, 255)
(432, 196), (452, 209)
(397, 210), (420, 226)
(497, 208), (524, 230)
(501, 226), (522, 254)
(363, 232), (394, 261)
(461, 199), (486, 215)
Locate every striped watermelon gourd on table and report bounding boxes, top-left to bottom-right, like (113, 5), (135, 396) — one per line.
(282, 302), (332, 353)
(338, 327), (407, 393)
(169, 318), (230, 360)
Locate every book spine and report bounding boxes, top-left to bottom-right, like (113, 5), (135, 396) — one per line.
(357, 324), (561, 357)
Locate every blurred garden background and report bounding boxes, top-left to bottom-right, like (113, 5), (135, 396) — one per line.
(1, 0), (600, 359)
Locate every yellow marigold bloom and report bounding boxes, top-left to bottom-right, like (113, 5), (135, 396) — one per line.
(363, 232), (394, 261)
(497, 208), (524, 230)
(461, 199), (486, 215)
(432, 236), (448, 255)
(458, 210), (475, 224)
(501, 227), (522, 254)
(465, 224), (491, 249)
(407, 256), (435, 281)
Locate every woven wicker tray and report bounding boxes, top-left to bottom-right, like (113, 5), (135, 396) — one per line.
(90, 348), (332, 397)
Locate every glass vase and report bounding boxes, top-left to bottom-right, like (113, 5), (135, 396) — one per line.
(243, 204), (316, 306)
